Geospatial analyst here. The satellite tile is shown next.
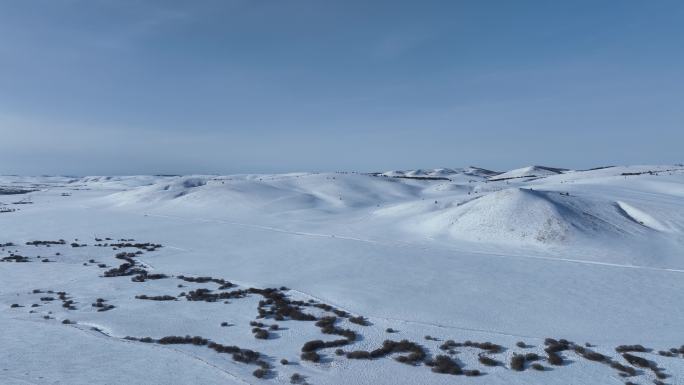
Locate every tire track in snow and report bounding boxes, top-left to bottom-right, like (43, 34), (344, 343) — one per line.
(289, 289), (542, 340)
(5, 317), (250, 385)
(73, 323), (253, 385)
(141, 212), (684, 274)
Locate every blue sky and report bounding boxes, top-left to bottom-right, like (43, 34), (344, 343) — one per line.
(1, 0), (682, 175)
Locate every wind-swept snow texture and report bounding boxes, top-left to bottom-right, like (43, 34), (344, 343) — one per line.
(1, 164), (684, 384)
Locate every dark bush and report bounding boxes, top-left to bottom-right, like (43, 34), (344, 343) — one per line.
(545, 341), (571, 353)
(427, 355), (462, 375)
(253, 328), (269, 339)
(547, 351), (563, 366)
(290, 373), (304, 384)
(580, 349), (608, 362)
(300, 351), (320, 362)
(610, 361), (636, 376)
(346, 350), (372, 359)
(474, 342), (503, 353)
(478, 354), (500, 366)
(616, 345), (649, 353)
(622, 353), (653, 369)
(349, 316), (369, 326)
(516, 341), (528, 348)
(280, 358), (288, 365)
(252, 368), (268, 379)
(302, 340), (325, 352)
(531, 363), (545, 371)
(439, 340), (460, 350)
(135, 295), (176, 301)
(510, 354), (525, 371)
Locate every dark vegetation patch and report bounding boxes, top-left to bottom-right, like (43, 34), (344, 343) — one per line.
(125, 335), (267, 368)
(300, 351), (321, 362)
(622, 353), (654, 369)
(547, 351), (563, 366)
(510, 354), (526, 371)
(184, 288), (248, 302)
(290, 373), (306, 384)
(176, 275), (234, 289)
(315, 316), (357, 342)
(252, 328), (269, 339)
(56, 291), (76, 310)
(616, 345), (650, 353)
(574, 345), (609, 362)
(26, 240), (66, 246)
(0, 187), (36, 195)
(103, 252), (147, 278)
(478, 354), (500, 367)
(439, 340), (502, 354)
(131, 273), (168, 282)
(610, 361), (637, 376)
(1, 254), (30, 262)
(621, 168), (683, 176)
(252, 368), (268, 379)
(346, 340), (427, 365)
(426, 355), (463, 375)
(348, 315), (370, 326)
(135, 294), (177, 301)
(92, 298), (115, 311)
(109, 241), (162, 251)
(3, 236), (682, 383)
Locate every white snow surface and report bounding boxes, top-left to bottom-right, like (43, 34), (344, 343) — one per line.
(1, 165), (684, 384)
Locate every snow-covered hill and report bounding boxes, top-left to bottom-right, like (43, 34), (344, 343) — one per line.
(488, 165), (568, 180)
(1, 165), (684, 384)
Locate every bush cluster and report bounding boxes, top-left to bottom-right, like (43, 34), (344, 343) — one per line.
(345, 339), (426, 365)
(426, 355), (462, 375)
(135, 294), (177, 301)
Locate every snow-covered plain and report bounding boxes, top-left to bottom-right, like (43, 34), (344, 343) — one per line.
(1, 165), (684, 384)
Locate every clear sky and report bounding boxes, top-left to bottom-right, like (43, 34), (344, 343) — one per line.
(1, 0), (682, 175)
